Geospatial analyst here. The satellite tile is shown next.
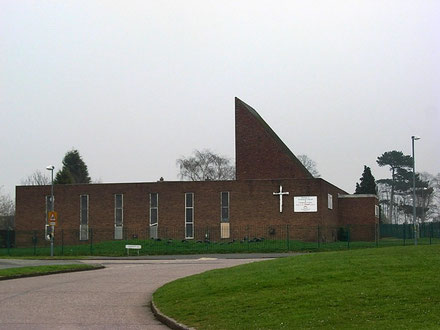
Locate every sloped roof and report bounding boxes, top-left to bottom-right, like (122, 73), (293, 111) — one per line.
(235, 97), (313, 179)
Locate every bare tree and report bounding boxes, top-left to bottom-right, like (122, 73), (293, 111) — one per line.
(420, 172), (440, 221)
(297, 154), (320, 178)
(435, 173), (440, 221)
(177, 149), (235, 181)
(377, 181), (391, 223)
(21, 170), (50, 185)
(0, 186), (14, 216)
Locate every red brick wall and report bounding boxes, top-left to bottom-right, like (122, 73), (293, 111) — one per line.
(338, 195), (379, 241)
(235, 98), (312, 180)
(317, 179), (347, 242)
(15, 178), (347, 244)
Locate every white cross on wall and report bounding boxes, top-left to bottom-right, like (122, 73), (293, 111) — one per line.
(273, 185), (289, 213)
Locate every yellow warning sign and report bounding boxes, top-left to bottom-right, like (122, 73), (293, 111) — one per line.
(48, 211), (58, 226)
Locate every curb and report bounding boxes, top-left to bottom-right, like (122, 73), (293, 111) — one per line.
(85, 252), (302, 260)
(151, 300), (195, 330)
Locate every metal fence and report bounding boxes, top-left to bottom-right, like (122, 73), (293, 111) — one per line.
(1, 222), (439, 257)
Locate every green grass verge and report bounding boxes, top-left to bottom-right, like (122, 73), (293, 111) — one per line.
(2, 237), (439, 257)
(0, 255), (89, 260)
(153, 245), (440, 329)
(0, 264), (103, 280)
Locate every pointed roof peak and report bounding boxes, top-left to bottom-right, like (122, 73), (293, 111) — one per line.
(235, 98), (313, 180)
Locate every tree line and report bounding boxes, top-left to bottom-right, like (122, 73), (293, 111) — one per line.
(0, 149), (91, 217)
(176, 150), (321, 181)
(21, 149), (91, 186)
(353, 151), (439, 224)
(179, 149), (439, 224)
(375, 150), (438, 224)
(4, 147), (437, 224)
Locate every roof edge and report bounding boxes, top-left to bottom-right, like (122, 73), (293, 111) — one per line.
(338, 194), (378, 199)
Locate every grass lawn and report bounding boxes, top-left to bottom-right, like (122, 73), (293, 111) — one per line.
(0, 264), (103, 280)
(153, 245), (440, 329)
(2, 237), (438, 257)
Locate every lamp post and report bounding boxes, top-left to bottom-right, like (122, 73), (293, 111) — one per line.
(411, 136), (420, 246)
(46, 165), (55, 256)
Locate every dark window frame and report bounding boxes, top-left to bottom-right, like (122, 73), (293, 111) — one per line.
(185, 193), (194, 239)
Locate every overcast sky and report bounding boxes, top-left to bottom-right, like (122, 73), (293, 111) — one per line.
(1, 1), (439, 200)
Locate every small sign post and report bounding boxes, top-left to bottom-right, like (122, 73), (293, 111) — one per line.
(48, 211), (58, 226)
(47, 211), (58, 257)
(125, 245), (142, 256)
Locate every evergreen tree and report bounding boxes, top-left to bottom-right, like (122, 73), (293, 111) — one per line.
(376, 150), (413, 223)
(54, 167), (74, 184)
(355, 166), (377, 194)
(393, 170), (431, 221)
(376, 164), (433, 224)
(54, 149), (91, 184)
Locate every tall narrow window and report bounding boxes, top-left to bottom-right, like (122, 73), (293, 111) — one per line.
(150, 193), (158, 239)
(185, 193), (194, 239)
(221, 192), (230, 238)
(80, 195), (89, 240)
(221, 192), (229, 222)
(328, 194), (333, 210)
(114, 194), (123, 239)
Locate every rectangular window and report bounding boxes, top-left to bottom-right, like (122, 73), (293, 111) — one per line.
(221, 192), (229, 222)
(375, 205), (380, 218)
(150, 193), (158, 239)
(80, 195), (88, 225)
(328, 194), (333, 210)
(185, 193), (194, 239)
(115, 194), (123, 239)
(80, 195), (89, 240)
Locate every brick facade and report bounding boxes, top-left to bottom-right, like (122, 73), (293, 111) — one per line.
(338, 195), (379, 241)
(15, 98), (378, 245)
(235, 98), (312, 180)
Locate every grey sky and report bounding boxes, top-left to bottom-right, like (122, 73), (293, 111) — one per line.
(1, 1), (439, 200)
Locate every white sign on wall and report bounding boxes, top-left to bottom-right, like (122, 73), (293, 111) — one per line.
(294, 196), (318, 212)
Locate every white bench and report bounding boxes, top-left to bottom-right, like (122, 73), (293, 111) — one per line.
(125, 244), (142, 256)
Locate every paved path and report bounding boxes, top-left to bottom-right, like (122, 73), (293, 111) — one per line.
(0, 257), (266, 329)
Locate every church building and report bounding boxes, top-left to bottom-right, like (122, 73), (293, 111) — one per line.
(15, 98), (378, 245)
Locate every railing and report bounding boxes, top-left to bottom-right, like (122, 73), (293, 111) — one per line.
(1, 222), (439, 257)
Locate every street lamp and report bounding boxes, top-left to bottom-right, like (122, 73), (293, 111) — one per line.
(46, 165), (55, 256)
(411, 136), (420, 246)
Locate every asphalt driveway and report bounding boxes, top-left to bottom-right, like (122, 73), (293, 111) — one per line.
(0, 257), (267, 329)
